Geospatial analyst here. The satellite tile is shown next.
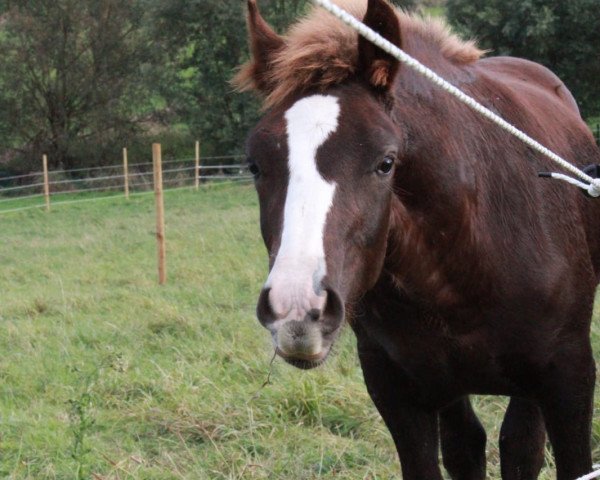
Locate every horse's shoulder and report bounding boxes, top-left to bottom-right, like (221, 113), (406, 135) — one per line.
(472, 56), (580, 116)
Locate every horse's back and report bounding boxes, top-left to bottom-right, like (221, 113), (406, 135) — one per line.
(476, 56), (582, 118)
(470, 56), (600, 283)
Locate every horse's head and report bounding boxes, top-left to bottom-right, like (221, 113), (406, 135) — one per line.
(239, 0), (404, 369)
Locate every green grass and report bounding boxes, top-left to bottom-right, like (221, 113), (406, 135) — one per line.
(1, 184), (599, 479)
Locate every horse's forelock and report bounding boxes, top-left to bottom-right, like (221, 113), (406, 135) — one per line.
(234, 0), (485, 109)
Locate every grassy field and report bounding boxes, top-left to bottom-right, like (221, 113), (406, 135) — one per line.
(1, 184), (600, 479)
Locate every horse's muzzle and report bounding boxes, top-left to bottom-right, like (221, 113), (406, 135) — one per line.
(256, 285), (345, 369)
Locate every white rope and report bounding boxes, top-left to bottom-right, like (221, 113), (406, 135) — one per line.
(577, 466), (600, 480)
(311, 0), (600, 198)
(544, 173), (591, 191)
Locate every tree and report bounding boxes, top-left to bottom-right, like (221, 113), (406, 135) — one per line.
(152, 0), (417, 158)
(150, 0), (314, 157)
(446, 0), (600, 118)
(0, 0), (157, 170)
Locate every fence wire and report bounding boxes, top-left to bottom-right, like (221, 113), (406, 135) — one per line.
(0, 155), (251, 215)
(0, 154), (245, 182)
(0, 177), (253, 215)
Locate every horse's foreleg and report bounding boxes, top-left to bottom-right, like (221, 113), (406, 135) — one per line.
(538, 347), (595, 480)
(440, 396), (487, 480)
(499, 397), (546, 480)
(357, 345), (443, 480)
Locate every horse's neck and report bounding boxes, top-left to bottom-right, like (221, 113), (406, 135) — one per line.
(383, 52), (490, 307)
(385, 181), (481, 308)
(395, 41), (471, 98)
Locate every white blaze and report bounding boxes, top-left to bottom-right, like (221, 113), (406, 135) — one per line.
(266, 95), (340, 321)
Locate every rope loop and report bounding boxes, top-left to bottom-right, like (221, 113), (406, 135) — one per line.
(589, 179), (600, 198)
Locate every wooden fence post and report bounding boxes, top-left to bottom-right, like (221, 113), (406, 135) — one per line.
(153, 143), (166, 285)
(195, 140), (201, 190)
(123, 147), (130, 199)
(42, 154), (50, 212)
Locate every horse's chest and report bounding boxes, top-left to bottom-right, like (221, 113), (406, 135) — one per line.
(355, 302), (523, 403)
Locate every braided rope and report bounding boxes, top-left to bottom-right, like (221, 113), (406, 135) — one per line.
(311, 0), (600, 198)
(577, 466), (600, 480)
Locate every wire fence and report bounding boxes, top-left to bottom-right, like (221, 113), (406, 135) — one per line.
(0, 153), (252, 215)
(2, 120), (595, 215)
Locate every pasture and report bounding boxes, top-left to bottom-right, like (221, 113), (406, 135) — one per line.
(1, 183), (600, 479)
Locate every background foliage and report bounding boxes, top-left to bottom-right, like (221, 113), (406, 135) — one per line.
(446, 0), (600, 118)
(0, 0), (598, 176)
(0, 0), (156, 170)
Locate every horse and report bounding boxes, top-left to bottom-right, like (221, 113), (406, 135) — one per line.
(234, 0), (600, 478)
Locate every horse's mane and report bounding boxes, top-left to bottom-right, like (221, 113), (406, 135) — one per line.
(234, 0), (485, 108)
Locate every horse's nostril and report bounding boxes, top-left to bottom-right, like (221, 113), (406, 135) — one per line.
(256, 284), (344, 332)
(256, 287), (277, 327)
(322, 285), (345, 328)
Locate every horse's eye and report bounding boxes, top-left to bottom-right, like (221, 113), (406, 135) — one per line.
(377, 156), (395, 175)
(248, 162), (260, 177)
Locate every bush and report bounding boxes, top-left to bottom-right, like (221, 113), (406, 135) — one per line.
(447, 0), (600, 118)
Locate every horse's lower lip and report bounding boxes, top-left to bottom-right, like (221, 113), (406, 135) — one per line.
(281, 356), (328, 370)
(275, 347), (327, 362)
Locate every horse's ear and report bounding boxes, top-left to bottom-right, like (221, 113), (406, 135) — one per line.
(235, 0), (285, 94)
(358, 0), (402, 91)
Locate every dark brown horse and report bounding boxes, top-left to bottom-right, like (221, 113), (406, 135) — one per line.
(234, 0), (600, 478)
